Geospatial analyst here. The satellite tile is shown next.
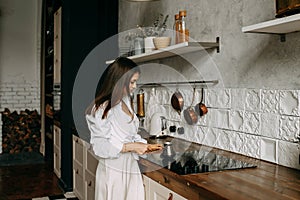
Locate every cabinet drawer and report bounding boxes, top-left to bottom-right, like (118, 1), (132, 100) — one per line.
(86, 150), (98, 174)
(53, 125), (61, 147)
(86, 185), (95, 200)
(54, 145), (61, 177)
(74, 171), (84, 200)
(85, 169), (96, 189)
(73, 160), (84, 178)
(148, 178), (187, 200)
(85, 170), (96, 200)
(73, 136), (84, 163)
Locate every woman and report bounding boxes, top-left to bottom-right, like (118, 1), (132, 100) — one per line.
(86, 57), (162, 200)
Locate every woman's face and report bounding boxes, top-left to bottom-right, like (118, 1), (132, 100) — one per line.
(128, 72), (140, 95)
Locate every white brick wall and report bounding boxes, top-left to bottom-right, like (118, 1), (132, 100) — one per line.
(0, 81), (40, 154)
(0, 81), (40, 113)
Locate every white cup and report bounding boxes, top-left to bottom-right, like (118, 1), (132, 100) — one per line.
(144, 37), (156, 53)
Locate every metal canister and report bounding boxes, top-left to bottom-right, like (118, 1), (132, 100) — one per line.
(137, 89), (145, 117)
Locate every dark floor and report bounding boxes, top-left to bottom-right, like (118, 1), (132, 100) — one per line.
(0, 162), (64, 200)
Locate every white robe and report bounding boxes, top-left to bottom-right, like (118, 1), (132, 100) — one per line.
(86, 96), (146, 200)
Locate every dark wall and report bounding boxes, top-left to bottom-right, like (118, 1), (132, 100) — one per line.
(60, 0), (118, 191)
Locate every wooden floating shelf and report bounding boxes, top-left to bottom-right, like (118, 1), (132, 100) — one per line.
(106, 39), (219, 64)
(242, 13), (300, 34)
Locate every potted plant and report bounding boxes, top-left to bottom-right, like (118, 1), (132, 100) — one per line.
(138, 14), (169, 52)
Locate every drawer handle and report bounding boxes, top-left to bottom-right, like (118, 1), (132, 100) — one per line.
(76, 169), (79, 174)
(168, 193), (173, 200)
(88, 181), (92, 187)
(164, 176), (170, 183)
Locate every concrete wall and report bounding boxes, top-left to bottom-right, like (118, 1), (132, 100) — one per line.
(119, 0), (300, 169)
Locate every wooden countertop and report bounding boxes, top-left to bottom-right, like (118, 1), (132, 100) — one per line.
(139, 137), (300, 200)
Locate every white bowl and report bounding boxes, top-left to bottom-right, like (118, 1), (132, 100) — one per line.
(153, 37), (171, 49)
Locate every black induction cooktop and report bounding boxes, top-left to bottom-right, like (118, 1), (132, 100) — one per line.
(146, 149), (257, 175)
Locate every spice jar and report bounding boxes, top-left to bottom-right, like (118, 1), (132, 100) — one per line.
(173, 14), (180, 44)
(178, 10), (189, 43)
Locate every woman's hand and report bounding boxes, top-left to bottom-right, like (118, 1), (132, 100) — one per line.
(122, 142), (163, 154)
(122, 142), (148, 154)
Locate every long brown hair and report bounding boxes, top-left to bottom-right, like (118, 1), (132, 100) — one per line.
(86, 57), (140, 119)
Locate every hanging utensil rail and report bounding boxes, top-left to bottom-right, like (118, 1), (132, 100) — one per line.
(138, 80), (218, 88)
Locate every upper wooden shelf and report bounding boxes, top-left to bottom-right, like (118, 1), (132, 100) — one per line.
(242, 13), (300, 34)
(105, 39), (219, 64)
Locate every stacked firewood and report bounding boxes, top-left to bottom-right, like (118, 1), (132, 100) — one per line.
(1, 108), (41, 154)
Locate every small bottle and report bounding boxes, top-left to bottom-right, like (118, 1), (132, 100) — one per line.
(137, 89), (145, 118)
(178, 10), (189, 43)
(173, 14), (180, 44)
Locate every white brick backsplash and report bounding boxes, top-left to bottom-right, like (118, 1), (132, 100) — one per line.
(245, 89), (261, 112)
(229, 131), (245, 153)
(278, 141), (300, 170)
(279, 115), (300, 142)
(261, 89), (279, 114)
(216, 129), (231, 151)
(261, 137), (278, 163)
(144, 87), (300, 170)
(209, 109), (229, 129)
(231, 88), (245, 110)
(207, 88), (231, 108)
(261, 113), (280, 139)
(243, 111), (260, 135)
(279, 90), (299, 116)
(202, 128), (218, 147)
(182, 88), (194, 107)
(242, 134), (260, 158)
(229, 110), (244, 132)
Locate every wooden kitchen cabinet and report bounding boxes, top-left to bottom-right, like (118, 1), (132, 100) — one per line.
(73, 136), (187, 200)
(53, 125), (61, 178)
(148, 177), (187, 200)
(73, 135), (98, 200)
(84, 146), (98, 200)
(85, 169), (96, 200)
(73, 135), (85, 200)
(53, 7), (61, 89)
(143, 174), (187, 200)
(143, 175), (150, 200)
